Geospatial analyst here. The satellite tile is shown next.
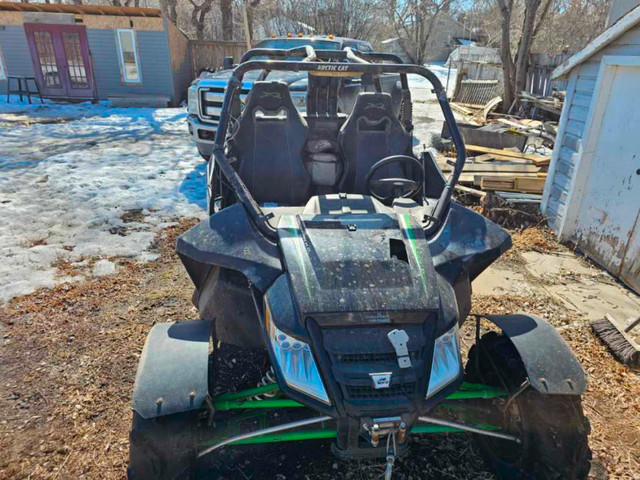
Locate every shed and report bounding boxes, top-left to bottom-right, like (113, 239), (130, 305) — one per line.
(446, 45), (501, 67)
(423, 14), (475, 63)
(380, 38), (411, 63)
(0, 2), (192, 106)
(541, 2), (640, 294)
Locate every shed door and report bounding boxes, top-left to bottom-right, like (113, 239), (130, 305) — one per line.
(24, 23), (94, 99)
(573, 59), (640, 294)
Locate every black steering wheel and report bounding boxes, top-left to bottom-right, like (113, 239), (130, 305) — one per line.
(365, 155), (425, 202)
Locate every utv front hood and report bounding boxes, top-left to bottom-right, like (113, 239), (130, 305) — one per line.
(277, 213), (439, 318)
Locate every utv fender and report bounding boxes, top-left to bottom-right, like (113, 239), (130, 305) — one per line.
(132, 319), (212, 419)
(176, 203), (283, 293)
(483, 314), (587, 395)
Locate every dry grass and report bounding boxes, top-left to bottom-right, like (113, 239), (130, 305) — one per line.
(0, 219), (198, 480)
(507, 225), (564, 255)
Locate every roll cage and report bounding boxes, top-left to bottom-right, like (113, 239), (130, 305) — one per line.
(211, 46), (466, 240)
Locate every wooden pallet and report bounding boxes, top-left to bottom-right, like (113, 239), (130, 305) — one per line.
(464, 144), (551, 166)
(479, 175), (546, 193)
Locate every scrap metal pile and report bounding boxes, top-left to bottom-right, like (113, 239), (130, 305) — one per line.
(437, 89), (564, 205)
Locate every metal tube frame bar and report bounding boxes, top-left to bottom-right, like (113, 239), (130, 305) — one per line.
(418, 415), (521, 443)
(197, 415), (333, 458)
(200, 422), (506, 448)
(211, 46), (466, 240)
(197, 381), (514, 454)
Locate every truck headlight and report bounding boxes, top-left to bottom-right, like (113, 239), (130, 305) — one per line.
(426, 324), (461, 398)
(265, 304), (330, 405)
(187, 85), (199, 115)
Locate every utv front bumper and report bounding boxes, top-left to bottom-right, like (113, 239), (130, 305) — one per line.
(199, 380), (515, 460)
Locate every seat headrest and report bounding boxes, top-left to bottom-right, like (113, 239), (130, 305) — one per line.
(350, 92), (395, 122)
(244, 81), (296, 112)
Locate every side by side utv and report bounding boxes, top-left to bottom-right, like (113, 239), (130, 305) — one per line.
(128, 47), (591, 479)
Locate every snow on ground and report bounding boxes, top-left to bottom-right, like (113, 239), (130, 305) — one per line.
(408, 62), (457, 96)
(0, 97), (206, 302)
(410, 62), (458, 150)
(0, 66), (454, 303)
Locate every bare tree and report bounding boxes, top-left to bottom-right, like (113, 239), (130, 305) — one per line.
(158, 0), (178, 24)
(532, 0), (610, 55)
(254, 0), (386, 41)
(188, 0), (214, 40)
(221, 0), (234, 40)
(495, 0), (553, 110)
(245, 0), (262, 44)
(391, 0), (454, 64)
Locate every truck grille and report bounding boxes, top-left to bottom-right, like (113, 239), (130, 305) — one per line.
(199, 86), (249, 124)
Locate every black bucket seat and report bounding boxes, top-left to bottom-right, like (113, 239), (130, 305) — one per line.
(338, 92), (412, 194)
(229, 81), (311, 206)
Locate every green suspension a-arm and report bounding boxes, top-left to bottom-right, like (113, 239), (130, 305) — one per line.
(212, 382), (507, 411)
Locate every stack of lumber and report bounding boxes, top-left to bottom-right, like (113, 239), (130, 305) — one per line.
(438, 144), (551, 196)
(449, 94), (559, 146)
(519, 91), (563, 117)
(450, 96), (502, 125)
(479, 176), (545, 194)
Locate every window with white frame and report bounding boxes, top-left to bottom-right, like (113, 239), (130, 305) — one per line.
(0, 49), (7, 80)
(116, 29), (141, 83)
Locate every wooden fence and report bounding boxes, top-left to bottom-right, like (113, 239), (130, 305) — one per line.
(452, 52), (571, 99)
(188, 40), (246, 77)
(525, 66), (569, 97)
(525, 53), (570, 97)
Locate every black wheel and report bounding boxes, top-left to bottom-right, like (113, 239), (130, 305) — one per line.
(127, 410), (200, 480)
(465, 331), (591, 480)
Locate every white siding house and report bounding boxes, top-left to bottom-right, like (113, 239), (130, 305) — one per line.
(541, 2), (640, 294)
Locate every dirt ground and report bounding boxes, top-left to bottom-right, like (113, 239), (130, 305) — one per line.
(1, 216), (640, 480)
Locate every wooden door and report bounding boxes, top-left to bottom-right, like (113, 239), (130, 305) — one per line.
(573, 57), (640, 294)
(24, 23), (94, 99)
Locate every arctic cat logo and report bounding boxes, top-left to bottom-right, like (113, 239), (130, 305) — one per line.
(260, 91), (282, 99)
(369, 372), (392, 389)
(316, 65), (350, 72)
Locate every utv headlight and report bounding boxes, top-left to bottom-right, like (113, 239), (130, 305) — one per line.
(266, 306), (330, 405)
(187, 85), (199, 115)
(426, 324), (461, 398)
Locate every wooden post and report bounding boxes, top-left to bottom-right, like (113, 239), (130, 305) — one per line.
(242, 1), (252, 50)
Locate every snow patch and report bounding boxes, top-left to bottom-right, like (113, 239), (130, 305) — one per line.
(1, 100), (206, 303)
(92, 260), (117, 277)
(407, 62), (458, 98)
(0, 73), (454, 303)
